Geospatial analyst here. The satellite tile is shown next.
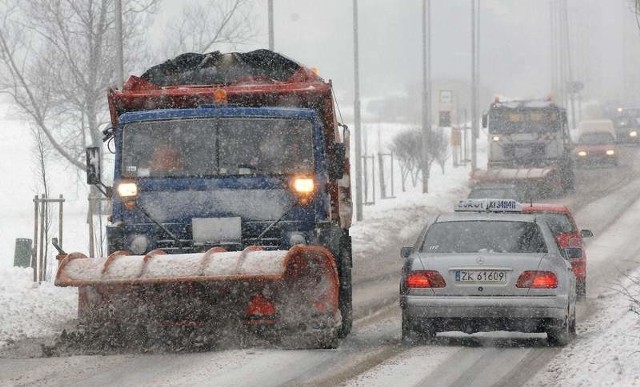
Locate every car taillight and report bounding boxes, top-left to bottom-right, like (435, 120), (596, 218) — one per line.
(516, 271), (558, 288)
(406, 270), (446, 288)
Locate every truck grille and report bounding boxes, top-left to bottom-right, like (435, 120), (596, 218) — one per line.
(153, 220), (303, 253)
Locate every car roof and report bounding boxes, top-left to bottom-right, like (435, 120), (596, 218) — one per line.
(521, 203), (571, 214)
(436, 212), (539, 223)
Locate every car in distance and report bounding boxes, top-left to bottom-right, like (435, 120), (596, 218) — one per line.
(522, 203), (593, 298)
(399, 199), (577, 346)
(574, 119), (619, 166)
(612, 115), (639, 144)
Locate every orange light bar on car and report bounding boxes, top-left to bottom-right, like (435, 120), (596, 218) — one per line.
(406, 270), (446, 288)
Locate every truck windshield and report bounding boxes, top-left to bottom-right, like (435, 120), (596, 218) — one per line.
(121, 117), (315, 177)
(577, 132), (615, 145)
(489, 109), (561, 134)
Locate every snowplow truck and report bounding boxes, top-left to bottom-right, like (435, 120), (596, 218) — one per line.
(55, 50), (353, 349)
(476, 98), (575, 198)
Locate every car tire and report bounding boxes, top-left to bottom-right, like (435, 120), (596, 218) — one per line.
(547, 306), (576, 346)
(576, 279), (586, 299)
(401, 312), (435, 345)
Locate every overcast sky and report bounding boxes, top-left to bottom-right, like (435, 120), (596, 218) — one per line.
(154, 0), (639, 109)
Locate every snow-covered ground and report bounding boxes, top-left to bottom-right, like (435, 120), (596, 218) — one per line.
(1, 99), (640, 385)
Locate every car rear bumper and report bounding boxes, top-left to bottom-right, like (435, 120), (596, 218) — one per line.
(401, 295), (568, 320)
(575, 155), (617, 165)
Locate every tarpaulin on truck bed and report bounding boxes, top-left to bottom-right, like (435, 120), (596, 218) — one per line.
(140, 49), (306, 86)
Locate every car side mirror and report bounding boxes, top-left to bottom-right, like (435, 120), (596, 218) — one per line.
(580, 229), (593, 238)
(400, 246), (413, 258)
(482, 113), (488, 128)
(86, 147), (101, 185)
(329, 143), (345, 180)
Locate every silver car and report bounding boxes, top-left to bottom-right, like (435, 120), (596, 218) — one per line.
(399, 199), (577, 346)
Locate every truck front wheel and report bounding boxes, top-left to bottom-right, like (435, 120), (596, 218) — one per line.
(337, 234), (353, 338)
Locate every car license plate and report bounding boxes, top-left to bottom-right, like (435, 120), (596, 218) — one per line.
(455, 270), (507, 284)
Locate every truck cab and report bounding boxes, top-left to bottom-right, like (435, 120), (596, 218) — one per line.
(482, 98), (574, 191)
(109, 106), (340, 255)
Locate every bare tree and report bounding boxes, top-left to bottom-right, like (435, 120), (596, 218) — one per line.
(0, 0), (158, 171)
(389, 129), (421, 192)
(389, 126), (446, 191)
(161, 0), (260, 57)
(429, 128), (450, 175)
(31, 125), (52, 279)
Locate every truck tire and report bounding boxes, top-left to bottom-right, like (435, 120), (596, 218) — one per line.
(337, 234), (353, 338)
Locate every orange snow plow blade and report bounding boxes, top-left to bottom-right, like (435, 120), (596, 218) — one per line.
(470, 167), (562, 199)
(55, 245), (340, 330)
(470, 167), (559, 184)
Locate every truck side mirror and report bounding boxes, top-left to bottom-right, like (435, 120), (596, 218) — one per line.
(86, 147), (101, 185)
(329, 143), (345, 180)
(580, 229), (593, 238)
(482, 113), (488, 128)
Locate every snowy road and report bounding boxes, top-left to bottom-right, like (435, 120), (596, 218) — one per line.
(2, 147), (640, 386)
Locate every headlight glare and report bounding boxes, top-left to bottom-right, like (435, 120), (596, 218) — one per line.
(292, 178), (315, 194)
(117, 182), (138, 198)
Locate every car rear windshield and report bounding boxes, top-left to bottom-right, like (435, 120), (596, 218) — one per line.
(420, 220), (548, 254)
(534, 213), (576, 234)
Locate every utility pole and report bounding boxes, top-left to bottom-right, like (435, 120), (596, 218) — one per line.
(471, 0), (478, 171)
(114, 0), (124, 87)
(268, 0), (274, 50)
(421, 0), (431, 193)
(353, 0), (363, 221)
(562, 0), (576, 128)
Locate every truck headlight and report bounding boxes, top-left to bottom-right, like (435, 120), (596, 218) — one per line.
(630, 131), (637, 137)
(290, 176), (315, 204)
(577, 150), (587, 157)
(116, 181), (138, 210)
(116, 181), (138, 198)
(606, 149), (615, 156)
(492, 135), (500, 142)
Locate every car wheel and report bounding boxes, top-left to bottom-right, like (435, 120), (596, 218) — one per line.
(401, 311), (435, 345)
(576, 279), (586, 299)
(547, 306), (576, 346)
